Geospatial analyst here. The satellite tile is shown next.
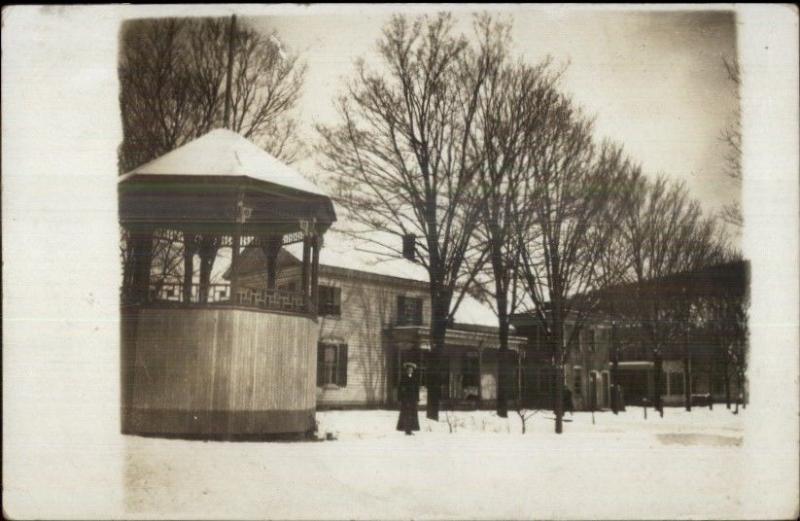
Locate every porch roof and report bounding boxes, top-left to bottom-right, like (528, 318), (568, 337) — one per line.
(388, 325), (526, 351)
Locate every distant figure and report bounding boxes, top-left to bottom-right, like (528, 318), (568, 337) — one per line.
(563, 387), (574, 415)
(397, 363), (420, 435)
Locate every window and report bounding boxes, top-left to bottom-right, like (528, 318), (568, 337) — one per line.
(462, 351), (480, 388)
(397, 295), (423, 326)
(318, 285), (341, 316)
(669, 371), (684, 396)
(573, 366), (583, 395)
(587, 329), (596, 353)
(317, 343), (348, 387)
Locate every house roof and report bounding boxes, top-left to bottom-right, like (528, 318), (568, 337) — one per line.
(230, 226), (502, 329)
(284, 229), (430, 284)
(118, 128), (328, 198)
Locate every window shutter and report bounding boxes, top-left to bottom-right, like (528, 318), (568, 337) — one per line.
(316, 343), (325, 386)
(318, 286), (329, 316)
(337, 344), (348, 387)
(414, 298), (422, 325)
(333, 287), (341, 316)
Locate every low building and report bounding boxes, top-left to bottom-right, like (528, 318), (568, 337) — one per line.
(511, 260), (749, 411)
(512, 314), (615, 412)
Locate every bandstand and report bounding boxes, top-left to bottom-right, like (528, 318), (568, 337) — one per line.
(119, 129), (336, 438)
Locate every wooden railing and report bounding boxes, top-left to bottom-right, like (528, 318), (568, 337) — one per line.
(148, 282), (309, 314)
(235, 286), (307, 313)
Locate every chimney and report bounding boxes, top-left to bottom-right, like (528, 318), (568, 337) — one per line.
(402, 234), (416, 261)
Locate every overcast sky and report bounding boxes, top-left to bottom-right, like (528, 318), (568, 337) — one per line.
(249, 7), (739, 233)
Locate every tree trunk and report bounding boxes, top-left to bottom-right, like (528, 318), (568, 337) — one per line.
(426, 295), (449, 421)
(740, 372), (746, 409)
(684, 333), (692, 412)
(262, 234), (283, 290)
(553, 315), (565, 434)
(198, 234), (218, 304)
(496, 292), (509, 418)
(611, 322), (619, 414)
(724, 354), (731, 409)
(708, 355), (714, 410)
(736, 370), (743, 411)
(654, 351), (664, 417)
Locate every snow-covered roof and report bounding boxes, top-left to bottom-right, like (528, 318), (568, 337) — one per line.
(119, 128), (328, 197)
(282, 227), (500, 328)
(451, 293), (499, 328)
(284, 228), (430, 284)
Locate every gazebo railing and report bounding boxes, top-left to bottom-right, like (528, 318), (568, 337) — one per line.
(147, 282), (309, 314)
(235, 286), (307, 313)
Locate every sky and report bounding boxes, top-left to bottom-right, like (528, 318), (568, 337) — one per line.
(248, 7), (740, 236)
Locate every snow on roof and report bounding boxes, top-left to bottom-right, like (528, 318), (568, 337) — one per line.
(283, 224), (500, 328)
(284, 228), (430, 284)
(452, 293), (499, 328)
(119, 128), (328, 197)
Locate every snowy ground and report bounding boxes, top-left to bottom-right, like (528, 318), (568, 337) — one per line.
(124, 408), (749, 520)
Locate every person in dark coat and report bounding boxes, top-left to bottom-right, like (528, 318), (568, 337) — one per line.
(397, 362), (420, 435)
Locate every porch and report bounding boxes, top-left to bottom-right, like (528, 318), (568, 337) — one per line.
(388, 325), (526, 409)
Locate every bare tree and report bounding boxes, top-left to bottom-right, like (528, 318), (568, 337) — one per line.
(692, 250), (749, 411)
(515, 89), (632, 434)
(619, 173), (725, 417)
(317, 13), (494, 420)
(118, 16), (306, 172)
(514, 405), (538, 435)
(468, 15), (564, 417)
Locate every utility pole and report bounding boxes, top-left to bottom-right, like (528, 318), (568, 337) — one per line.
(223, 14), (237, 129)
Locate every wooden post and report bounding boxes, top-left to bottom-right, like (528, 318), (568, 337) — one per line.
(478, 348), (483, 404)
(310, 236), (320, 314)
(183, 231), (196, 304)
(231, 232), (241, 304)
(131, 227), (154, 304)
(301, 234), (311, 310)
(230, 190), (246, 304)
(263, 234), (283, 290)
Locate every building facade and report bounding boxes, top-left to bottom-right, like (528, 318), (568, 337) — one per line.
(511, 261), (749, 412)
(233, 244), (527, 410)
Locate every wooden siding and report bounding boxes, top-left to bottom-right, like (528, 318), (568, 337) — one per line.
(123, 307), (318, 435)
(315, 273), (430, 407)
(237, 266), (430, 408)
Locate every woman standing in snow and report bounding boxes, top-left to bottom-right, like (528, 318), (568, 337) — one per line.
(397, 362), (420, 435)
